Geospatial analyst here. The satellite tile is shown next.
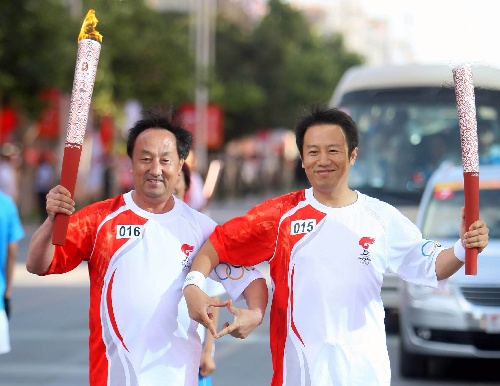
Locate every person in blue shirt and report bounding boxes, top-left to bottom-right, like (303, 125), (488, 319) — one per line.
(0, 191), (24, 354)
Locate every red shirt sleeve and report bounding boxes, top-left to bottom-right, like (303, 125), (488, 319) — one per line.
(209, 191), (305, 266)
(45, 197), (120, 275)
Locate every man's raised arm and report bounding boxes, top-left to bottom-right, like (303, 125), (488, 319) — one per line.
(26, 185), (75, 274)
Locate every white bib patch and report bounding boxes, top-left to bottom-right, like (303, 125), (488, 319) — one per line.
(290, 219), (316, 235)
(116, 224), (144, 239)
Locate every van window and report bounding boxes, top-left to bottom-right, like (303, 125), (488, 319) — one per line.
(336, 85), (500, 205)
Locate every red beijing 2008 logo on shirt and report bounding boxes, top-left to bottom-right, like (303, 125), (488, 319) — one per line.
(181, 244), (195, 271)
(358, 236), (375, 266)
(181, 244), (194, 256)
(359, 237), (375, 249)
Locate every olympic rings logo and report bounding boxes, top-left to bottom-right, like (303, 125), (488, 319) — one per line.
(214, 263), (255, 281)
(421, 240), (442, 257)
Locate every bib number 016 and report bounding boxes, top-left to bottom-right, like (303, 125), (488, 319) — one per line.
(116, 224), (143, 239)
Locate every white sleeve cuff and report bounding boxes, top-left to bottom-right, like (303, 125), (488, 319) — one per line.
(182, 271), (206, 292)
(454, 239), (466, 262)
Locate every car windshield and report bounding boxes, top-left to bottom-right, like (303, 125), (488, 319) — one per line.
(422, 188), (500, 239)
(339, 87), (500, 205)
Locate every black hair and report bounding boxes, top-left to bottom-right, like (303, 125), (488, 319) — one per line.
(294, 104), (359, 158)
(126, 107), (193, 160)
(181, 162), (191, 191)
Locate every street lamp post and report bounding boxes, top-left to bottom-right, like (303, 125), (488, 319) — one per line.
(194, 0), (215, 174)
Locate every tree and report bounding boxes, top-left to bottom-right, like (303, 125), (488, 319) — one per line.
(213, 0), (364, 141)
(0, 0), (364, 145)
(88, 0), (193, 109)
(0, 0), (77, 118)
(210, 15), (266, 139)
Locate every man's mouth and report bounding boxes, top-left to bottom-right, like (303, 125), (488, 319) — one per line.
(316, 169), (333, 175)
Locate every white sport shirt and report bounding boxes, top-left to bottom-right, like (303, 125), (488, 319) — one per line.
(44, 192), (263, 386)
(210, 188), (446, 386)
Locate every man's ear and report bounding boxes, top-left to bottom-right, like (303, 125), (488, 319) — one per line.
(350, 147), (358, 165)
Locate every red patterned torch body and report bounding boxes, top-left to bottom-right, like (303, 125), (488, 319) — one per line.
(452, 65), (479, 275)
(52, 10), (102, 245)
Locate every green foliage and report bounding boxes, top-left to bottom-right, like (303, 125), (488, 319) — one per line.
(0, 0), (77, 116)
(0, 0), (364, 143)
(88, 0), (193, 108)
(213, 0), (364, 141)
(210, 15), (266, 138)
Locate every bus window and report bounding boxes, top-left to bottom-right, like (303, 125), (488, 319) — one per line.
(329, 64), (500, 208)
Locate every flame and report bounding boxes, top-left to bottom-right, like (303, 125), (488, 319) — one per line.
(78, 9), (103, 43)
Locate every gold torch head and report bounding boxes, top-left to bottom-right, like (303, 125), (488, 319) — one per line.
(78, 9), (103, 43)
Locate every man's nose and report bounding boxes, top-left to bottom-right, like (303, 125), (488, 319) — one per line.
(150, 158), (162, 175)
(318, 151), (330, 164)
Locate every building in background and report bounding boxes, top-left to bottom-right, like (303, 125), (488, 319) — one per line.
(289, 0), (413, 65)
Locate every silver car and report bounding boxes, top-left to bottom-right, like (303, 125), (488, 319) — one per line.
(399, 163), (500, 378)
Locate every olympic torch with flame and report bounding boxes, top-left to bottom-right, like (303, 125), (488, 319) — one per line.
(52, 10), (103, 246)
(452, 65), (480, 275)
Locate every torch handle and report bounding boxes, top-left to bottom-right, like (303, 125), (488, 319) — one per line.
(52, 145), (83, 246)
(463, 172), (479, 275)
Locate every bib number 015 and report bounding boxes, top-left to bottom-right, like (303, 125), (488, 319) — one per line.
(290, 219), (316, 235)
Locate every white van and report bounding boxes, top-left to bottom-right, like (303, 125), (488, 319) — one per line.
(329, 64), (500, 311)
(330, 63), (500, 213)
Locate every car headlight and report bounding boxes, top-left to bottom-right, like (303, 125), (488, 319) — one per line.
(407, 282), (453, 300)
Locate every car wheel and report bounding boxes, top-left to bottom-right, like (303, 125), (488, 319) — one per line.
(399, 341), (428, 378)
